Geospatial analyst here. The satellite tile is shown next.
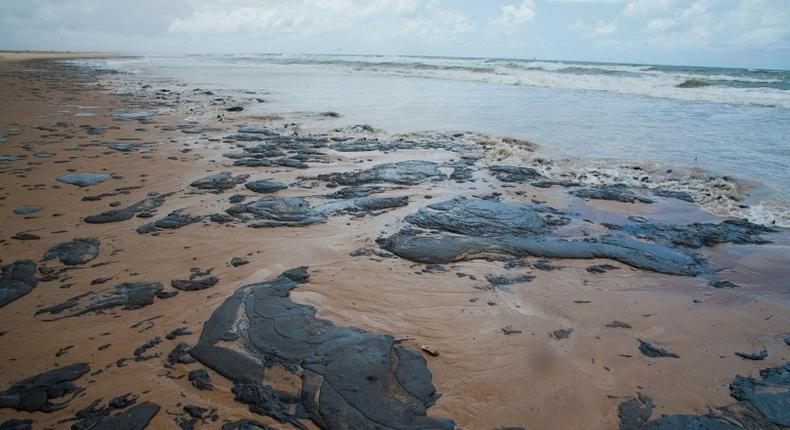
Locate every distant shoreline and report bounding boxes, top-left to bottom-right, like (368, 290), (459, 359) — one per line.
(0, 50), (123, 62)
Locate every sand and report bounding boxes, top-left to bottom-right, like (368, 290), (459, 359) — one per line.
(0, 58), (788, 429)
(0, 51), (122, 63)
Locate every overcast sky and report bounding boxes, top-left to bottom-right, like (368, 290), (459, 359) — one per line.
(1, 0), (788, 69)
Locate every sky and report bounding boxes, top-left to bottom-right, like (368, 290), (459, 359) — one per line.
(1, 0), (789, 69)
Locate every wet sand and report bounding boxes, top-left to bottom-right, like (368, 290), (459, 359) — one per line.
(0, 51), (120, 63)
(0, 58), (788, 429)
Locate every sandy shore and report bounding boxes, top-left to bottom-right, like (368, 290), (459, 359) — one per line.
(0, 58), (788, 429)
(0, 51), (123, 63)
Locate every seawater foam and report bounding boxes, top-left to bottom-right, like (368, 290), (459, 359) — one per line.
(75, 55), (790, 108)
(221, 54), (790, 108)
(480, 139), (790, 228)
(75, 56), (790, 228)
(382, 65), (789, 108)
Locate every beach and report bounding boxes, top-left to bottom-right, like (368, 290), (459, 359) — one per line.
(0, 55), (788, 429)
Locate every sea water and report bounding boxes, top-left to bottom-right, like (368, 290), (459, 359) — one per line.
(82, 54), (790, 226)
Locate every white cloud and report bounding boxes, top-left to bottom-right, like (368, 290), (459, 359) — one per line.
(549, 0), (625, 3)
(400, 3), (475, 37)
(168, 6), (302, 35)
(622, 1), (714, 49)
(715, 0), (790, 48)
(493, 0), (536, 26)
(570, 19), (618, 38)
(643, 1), (709, 34)
(1, 0), (788, 67)
(167, 0), (473, 39)
(623, 0), (678, 18)
(618, 0), (790, 50)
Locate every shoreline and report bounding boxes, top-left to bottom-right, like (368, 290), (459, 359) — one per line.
(88, 54), (790, 228)
(0, 50), (127, 63)
(0, 58), (788, 429)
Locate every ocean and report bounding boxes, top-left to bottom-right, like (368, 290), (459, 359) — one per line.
(80, 54), (790, 226)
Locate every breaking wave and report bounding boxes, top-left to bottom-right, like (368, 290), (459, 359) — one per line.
(214, 54), (790, 108)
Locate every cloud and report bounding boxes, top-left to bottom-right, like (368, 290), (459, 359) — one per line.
(550, 0), (625, 3)
(168, 6), (302, 35)
(167, 0), (473, 39)
(622, 0), (678, 18)
(570, 19), (618, 38)
(0, 0), (788, 67)
(614, 0), (790, 51)
(715, 0), (790, 48)
(398, 3), (475, 37)
(642, 1), (710, 35)
(493, 0), (536, 26)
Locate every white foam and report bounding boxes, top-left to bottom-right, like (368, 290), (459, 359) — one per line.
(74, 55), (790, 108)
(212, 54), (790, 109)
(73, 56), (790, 228)
(487, 147), (790, 228)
